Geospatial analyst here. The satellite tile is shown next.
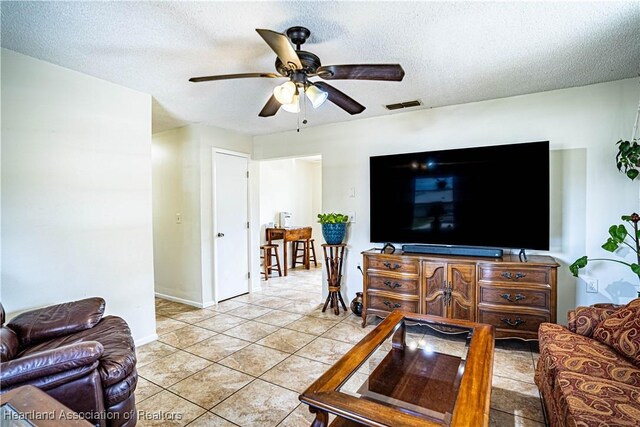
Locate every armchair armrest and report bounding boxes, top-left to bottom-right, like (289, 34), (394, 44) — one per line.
(567, 306), (618, 337)
(7, 297), (105, 347)
(0, 341), (103, 388)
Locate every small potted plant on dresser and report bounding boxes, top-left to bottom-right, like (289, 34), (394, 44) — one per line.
(317, 212), (349, 244)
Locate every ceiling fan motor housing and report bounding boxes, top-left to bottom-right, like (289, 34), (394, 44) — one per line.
(275, 50), (322, 76)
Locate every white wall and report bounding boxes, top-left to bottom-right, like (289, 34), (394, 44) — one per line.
(1, 49), (156, 344)
(254, 78), (640, 320)
(152, 124), (252, 306)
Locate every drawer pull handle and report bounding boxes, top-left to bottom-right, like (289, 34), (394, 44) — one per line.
(383, 280), (402, 289)
(500, 293), (527, 303)
(383, 262), (401, 270)
(501, 272), (527, 280)
(501, 317), (525, 327)
(383, 300), (401, 309)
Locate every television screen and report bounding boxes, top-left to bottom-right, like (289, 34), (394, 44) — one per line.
(369, 141), (549, 250)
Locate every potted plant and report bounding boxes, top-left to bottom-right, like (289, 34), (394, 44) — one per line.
(317, 212), (349, 244)
(570, 139), (640, 297)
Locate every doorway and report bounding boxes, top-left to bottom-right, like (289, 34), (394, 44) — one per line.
(213, 150), (250, 301)
(258, 155), (322, 279)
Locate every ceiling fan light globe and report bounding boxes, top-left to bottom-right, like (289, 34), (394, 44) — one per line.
(273, 81), (297, 104)
(306, 85), (328, 109)
(281, 94), (300, 113)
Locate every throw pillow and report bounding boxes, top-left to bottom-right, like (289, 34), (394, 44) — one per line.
(593, 298), (640, 367)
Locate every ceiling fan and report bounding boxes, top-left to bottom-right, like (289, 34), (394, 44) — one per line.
(189, 26), (405, 118)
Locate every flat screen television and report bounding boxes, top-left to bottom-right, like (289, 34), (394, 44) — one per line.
(369, 141), (549, 250)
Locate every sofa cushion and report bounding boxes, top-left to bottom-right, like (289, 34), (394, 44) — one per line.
(537, 323), (640, 387)
(593, 298), (640, 368)
(0, 326), (19, 361)
(554, 371), (640, 426)
(19, 316), (136, 388)
(568, 306), (618, 337)
(7, 298), (106, 347)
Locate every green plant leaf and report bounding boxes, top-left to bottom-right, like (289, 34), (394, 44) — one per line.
(627, 169), (639, 180)
(622, 215), (632, 221)
(602, 238), (619, 252)
(615, 224), (628, 241)
(569, 256), (588, 277)
(632, 264), (640, 276)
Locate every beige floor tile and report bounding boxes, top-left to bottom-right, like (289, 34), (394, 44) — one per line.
(137, 390), (205, 427)
(322, 321), (372, 344)
(339, 372), (370, 395)
(251, 296), (292, 309)
(257, 329), (317, 354)
(279, 301), (323, 315)
(218, 344), (289, 376)
(489, 409), (545, 427)
(187, 412), (239, 427)
(277, 404), (317, 427)
(184, 334), (250, 362)
(224, 305), (273, 320)
(254, 310), (303, 327)
(491, 376), (545, 423)
(195, 314), (248, 333)
(493, 351), (536, 384)
(156, 316), (190, 335)
(137, 340), (178, 367)
(157, 304), (200, 318)
(230, 293), (267, 303)
(286, 316), (340, 335)
(222, 321), (279, 342)
(212, 379), (299, 426)
(260, 355), (329, 393)
(295, 337), (353, 365)
(135, 377), (163, 403)
(170, 364), (254, 409)
(138, 350), (212, 387)
(209, 300), (247, 313)
(159, 325), (217, 348)
(170, 309), (218, 324)
(307, 305), (350, 321)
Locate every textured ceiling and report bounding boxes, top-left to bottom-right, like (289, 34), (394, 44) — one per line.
(2, 2), (639, 136)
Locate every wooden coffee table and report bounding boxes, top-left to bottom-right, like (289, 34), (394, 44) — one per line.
(299, 311), (495, 426)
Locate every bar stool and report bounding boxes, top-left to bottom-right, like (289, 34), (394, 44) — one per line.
(292, 238), (318, 268)
(260, 244), (282, 280)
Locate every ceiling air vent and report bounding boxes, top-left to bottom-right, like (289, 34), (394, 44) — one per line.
(385, 100), (421, 110)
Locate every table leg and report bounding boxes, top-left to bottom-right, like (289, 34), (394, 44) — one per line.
(283, 240), (288, 276)
(309, 406), (329, 427)
(305, 238), (310, 270)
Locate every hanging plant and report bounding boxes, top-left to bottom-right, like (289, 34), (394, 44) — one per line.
(616, 139), (640, 180)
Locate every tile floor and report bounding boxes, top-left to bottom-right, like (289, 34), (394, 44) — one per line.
(136, 266), (546, 426)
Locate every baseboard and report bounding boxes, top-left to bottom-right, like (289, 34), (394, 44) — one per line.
(135, 333), (158, 347)
(202, 300), (216, 308)
(154, 292), (204, 308)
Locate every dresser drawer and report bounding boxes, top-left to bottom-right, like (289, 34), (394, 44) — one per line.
(367, 274), (420, 295)
(478, 285), (550, 310)
(366, 257), (419, 275)
(367, 294), (419, 314)
(478, 265), (549, 285)
(477, 308), (550, 334)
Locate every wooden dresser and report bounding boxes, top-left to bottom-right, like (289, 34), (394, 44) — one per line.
(361, 250), (559, 340)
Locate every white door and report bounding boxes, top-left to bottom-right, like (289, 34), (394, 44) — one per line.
(214, 151), (250, 301)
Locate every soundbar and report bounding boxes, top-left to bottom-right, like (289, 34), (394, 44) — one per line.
(401, 244), (503, 258)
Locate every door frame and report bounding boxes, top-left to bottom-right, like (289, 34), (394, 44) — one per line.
(211, 148), (252, 304)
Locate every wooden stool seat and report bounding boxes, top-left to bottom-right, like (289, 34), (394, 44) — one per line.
(260, 244), (282, 280)
(292, 238), (318, 268)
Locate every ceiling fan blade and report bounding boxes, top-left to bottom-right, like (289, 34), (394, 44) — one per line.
(258, 95), (281, 117)
(317, 64), (405, 81)
(313, 82), (365, 115)
(256, 29), (302, 70)
(189, 72), (282, 82)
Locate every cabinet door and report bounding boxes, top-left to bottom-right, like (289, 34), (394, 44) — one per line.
(447, 263), (476, 321)
(423, 262), (446, 317)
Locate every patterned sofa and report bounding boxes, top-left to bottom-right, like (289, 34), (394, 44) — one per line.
(535, 299), (640, 426)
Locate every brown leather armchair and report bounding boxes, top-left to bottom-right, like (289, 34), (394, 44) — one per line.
(0, 298), (138, 426)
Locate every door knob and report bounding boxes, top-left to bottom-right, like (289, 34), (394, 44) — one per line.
(217, 233), (225, 237)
